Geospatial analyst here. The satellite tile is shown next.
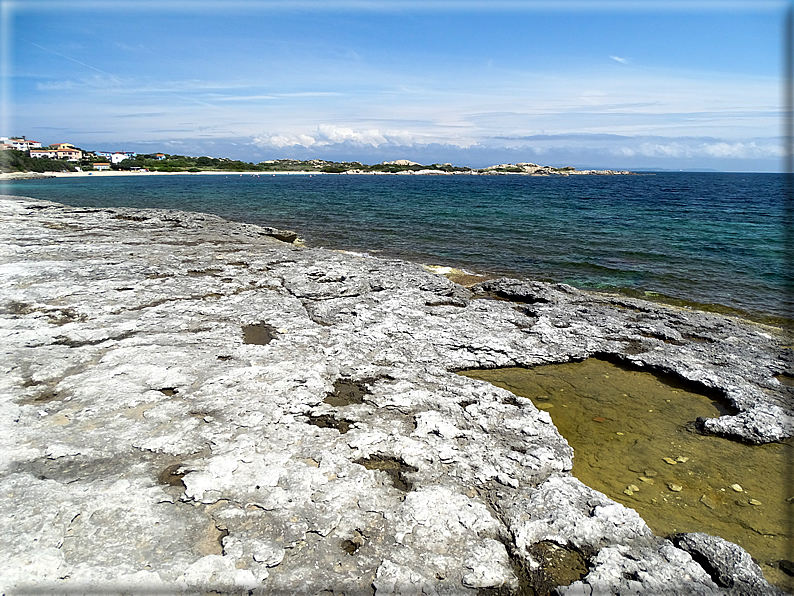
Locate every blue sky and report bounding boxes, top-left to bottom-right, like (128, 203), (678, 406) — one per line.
(2, 0), (790, 171)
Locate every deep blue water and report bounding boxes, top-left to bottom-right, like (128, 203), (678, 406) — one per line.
(2, 172), (790, 321)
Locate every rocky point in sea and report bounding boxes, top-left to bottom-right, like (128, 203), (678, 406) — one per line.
(0, 195), (791, 595)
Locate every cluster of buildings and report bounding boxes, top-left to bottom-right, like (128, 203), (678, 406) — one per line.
(1, 136), (167, 169)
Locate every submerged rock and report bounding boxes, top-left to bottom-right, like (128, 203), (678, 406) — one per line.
(0, 196), (790, 595)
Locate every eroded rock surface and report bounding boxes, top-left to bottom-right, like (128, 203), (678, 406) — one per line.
(673, 533), (789, 596)
(1, 196), (790, 595)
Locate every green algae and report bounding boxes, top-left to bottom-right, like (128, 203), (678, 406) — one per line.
(460, 357), (794, 592)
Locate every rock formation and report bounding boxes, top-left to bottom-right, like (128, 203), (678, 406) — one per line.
(1, 196), (790, 594)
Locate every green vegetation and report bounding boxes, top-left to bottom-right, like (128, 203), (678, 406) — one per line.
(114, 154), (263, 172)
(113, 156), (476, 174)
(2, 149), (589, 176)
(0, 149), (77, 173)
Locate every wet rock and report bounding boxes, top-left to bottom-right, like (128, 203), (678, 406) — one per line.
(528, 540), (589, 592)
(673, 532), (787, 595)
(500, 475), (724, 595)
(0, 196), (790, 595)
(260, 227), (299, 244)
(471, 278), (793, 444)
(242, 322), (277, 345)
(560, 542), (723, 596)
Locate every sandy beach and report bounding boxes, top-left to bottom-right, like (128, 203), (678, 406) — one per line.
(0, 170), (322, 180)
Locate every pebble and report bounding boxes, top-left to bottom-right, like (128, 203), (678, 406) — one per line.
(748, 499), (762, 506)
(662, 457), (677, 465)
(675, 456), (689, 463)
(644, 469), (657, 478)
(699, 495), (717, 509)
(668, 483), (683, 492)
(639, 477), (655, 485)
(730, 484), (743, 493)
(628, 484), (640, 492)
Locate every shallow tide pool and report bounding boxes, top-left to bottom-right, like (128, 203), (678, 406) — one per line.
(460, 357), (793, 592)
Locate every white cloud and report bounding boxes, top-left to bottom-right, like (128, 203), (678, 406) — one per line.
(249, 126), (785, 167)
(255, 133), (316, 149)
(212, 94), (278, 102)
(633, 140), (784, 159)
(609, 55), (629, 64)
(278, 92), (345, 98)
(35, 74), (125, 91)
(317, 125), (387, 146)
(252, 124), (439, 149)
(36, 80), (80, 91)
(700, 140), (785, 158)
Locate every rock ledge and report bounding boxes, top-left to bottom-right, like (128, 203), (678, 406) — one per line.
(1, 196), (789, 595)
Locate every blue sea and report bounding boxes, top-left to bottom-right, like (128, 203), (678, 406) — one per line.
(3, 172), (790, 323)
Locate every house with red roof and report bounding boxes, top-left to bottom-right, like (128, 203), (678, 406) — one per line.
(2, 137), (42, 151)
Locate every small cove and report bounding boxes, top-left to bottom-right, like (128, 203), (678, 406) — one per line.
(460, 357), (793, 592)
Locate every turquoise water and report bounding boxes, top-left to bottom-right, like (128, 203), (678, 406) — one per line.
(2, 172), (790, 321)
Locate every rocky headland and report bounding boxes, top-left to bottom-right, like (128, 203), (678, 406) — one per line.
(0, 195), (791, 595)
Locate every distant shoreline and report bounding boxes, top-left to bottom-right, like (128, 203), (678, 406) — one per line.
(1, 167), (638, 180)
(0, 170), (320, 180)
(1, 155), (640, 178)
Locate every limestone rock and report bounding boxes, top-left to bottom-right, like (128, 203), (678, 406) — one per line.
(1, 195), (790, 595)
(471, 277), (794, 444)
(673, 532), (787, 596)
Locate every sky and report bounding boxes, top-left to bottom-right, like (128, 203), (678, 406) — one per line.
(1, 0), (791, 172)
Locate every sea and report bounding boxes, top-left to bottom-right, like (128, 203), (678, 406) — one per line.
(2, 172), (791, 324)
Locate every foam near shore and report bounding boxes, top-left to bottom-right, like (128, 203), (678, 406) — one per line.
(1, 195), (790, 595)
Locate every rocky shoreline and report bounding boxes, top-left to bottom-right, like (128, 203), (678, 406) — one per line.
(1, 195), (790, 595)
(0, 172), (57, 181)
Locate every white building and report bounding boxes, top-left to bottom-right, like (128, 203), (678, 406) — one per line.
(30, 149), (57, 159)
(2, 137), (42, 151)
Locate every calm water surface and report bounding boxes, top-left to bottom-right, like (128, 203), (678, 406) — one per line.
(461, 359), (794, 592)
(2, 172), (789, 321)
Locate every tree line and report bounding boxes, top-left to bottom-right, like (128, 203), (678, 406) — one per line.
(0, 149), (473, 174)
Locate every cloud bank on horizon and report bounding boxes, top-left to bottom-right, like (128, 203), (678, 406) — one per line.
(3, 0), (789, 171)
